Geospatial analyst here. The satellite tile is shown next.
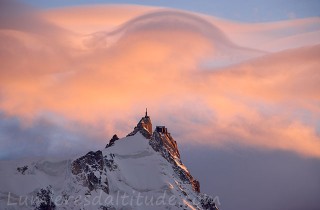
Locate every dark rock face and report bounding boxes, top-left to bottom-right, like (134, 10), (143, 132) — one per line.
(17, 165), (28, 175)
(199, 194), (219, 210)
(153, 126), (180, 158)
(150, 129), (200, 193)
(71, 150), (109, 193)
(192, 179), (201, 193)
(33, 186), (56, 210)
(127, 116), (152, 139)
(105, 134), (119, 148)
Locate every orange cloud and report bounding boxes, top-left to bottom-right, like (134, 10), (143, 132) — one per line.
(0, 2), (319, 158)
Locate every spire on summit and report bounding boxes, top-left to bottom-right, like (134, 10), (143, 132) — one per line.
(127, 109), (152, 138)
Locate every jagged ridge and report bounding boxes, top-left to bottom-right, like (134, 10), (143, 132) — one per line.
(0, 112), (218, 210)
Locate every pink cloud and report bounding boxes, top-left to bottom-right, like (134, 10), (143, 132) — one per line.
(0, 3), (319, 158)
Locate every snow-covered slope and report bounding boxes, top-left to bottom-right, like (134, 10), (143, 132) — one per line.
(0, 114), (217, 210)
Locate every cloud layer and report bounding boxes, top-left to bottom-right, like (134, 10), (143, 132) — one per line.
(0, 1), (320, 159)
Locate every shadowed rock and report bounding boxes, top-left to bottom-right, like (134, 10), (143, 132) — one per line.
(71, 150), (109, 193)
(105, 134), (119, 148)
(150, 126), (200, 193)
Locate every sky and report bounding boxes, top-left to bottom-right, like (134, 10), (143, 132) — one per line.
(21, 0), (320, 22)
(0, 0), (320, 209)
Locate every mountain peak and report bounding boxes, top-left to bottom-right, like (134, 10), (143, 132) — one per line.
(105, 134), (120, 148)
(0, 112), (219, 210)
(127, 111), (201, 193)
(127, 109), (153, 138)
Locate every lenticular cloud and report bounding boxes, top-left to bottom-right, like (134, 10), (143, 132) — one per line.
(0, 2), (320, 158)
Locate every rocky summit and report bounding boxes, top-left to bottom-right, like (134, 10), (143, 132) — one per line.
(0, 112), (218, 210)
